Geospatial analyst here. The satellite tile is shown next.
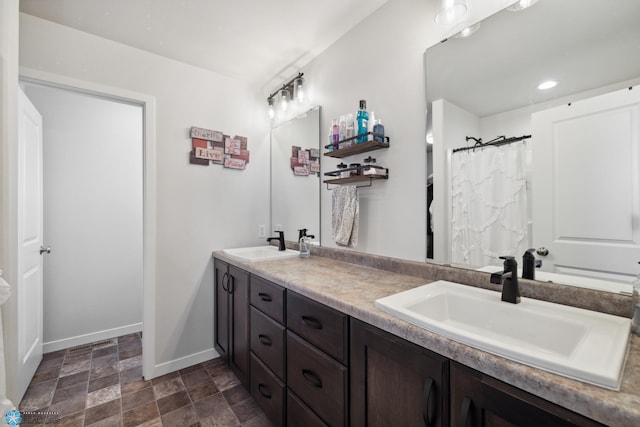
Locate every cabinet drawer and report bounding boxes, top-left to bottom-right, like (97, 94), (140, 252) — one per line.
(287, 390), (328, 427)
(251, 275), (286, 324)
(250, 307), (286, 381)
(287, 291), (348, 363)
(287, 331), (347, 427)
(250, 353), (285, 427)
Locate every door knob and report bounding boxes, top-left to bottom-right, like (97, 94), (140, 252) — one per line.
(40, 246), (51, 255)
(536, 247), (549, 256)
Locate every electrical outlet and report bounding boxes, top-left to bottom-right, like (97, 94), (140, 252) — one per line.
(258, 224), (266, 238)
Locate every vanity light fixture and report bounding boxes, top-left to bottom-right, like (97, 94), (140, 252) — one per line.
(538, 80), (558, 90)
(266, 72), (304, 119)
(434, 0), (468, 25)
(507, 0), (539, 12)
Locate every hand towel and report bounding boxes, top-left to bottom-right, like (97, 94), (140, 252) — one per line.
(332, 186), (359, 247)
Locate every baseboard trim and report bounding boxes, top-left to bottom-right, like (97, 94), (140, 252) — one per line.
(43, 323), (143, 353)
(151, 348), (220, 379)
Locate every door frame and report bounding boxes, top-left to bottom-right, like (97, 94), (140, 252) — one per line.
(19, 67), (157, 381)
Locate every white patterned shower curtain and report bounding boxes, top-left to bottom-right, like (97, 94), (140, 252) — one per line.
(450, 141), (530, 267)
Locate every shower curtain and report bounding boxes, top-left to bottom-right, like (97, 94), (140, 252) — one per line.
(450, 141), (530, 267)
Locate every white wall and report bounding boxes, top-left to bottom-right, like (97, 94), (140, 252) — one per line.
(23, 84), (143, 351)
(298, 0), (513, 261)
(18, 13), (270, 375)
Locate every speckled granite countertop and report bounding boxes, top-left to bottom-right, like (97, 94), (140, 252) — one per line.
(213, 250), (640, 427)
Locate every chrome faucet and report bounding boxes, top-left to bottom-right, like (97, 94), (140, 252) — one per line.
(267, 231), (286, 251)
(490, 256), (521, 304)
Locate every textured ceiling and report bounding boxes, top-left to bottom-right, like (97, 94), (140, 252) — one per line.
(20, 0), (389, 89)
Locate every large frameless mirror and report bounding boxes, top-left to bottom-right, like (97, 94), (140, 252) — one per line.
(425, 0), (640, 293)
(270, 106), (321, 244)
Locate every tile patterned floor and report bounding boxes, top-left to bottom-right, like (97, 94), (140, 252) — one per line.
(19, 333), (271, 426)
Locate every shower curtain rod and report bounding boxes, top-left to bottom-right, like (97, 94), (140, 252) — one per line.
(452, 134), (532, 153)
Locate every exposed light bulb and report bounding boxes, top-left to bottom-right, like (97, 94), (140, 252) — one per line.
(294, 76), (305, 103)
(267, 98), (275, 119)
(435, 0), (468, 25)
(280, 88), (289, 111)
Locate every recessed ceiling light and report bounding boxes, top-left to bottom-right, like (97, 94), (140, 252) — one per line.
(538, 80), (558, 90)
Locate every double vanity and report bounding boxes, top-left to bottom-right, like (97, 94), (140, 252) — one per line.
(213, 245), (640, 426)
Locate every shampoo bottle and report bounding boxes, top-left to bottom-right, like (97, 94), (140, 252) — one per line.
(356, 100), (369, 143)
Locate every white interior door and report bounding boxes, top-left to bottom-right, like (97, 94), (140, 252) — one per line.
(532, 87), (640, 283)
(17, 88), (44, 399)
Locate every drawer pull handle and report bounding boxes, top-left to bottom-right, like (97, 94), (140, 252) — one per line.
(258, 292), (272, 302)
(423, 377), (434, 427)
(228, 276), (235, 294)
(301, 369), (323, 388)
(258, 334), (272, 346)
(459, 396), (472, 427)
(257, 383), (271, 399)
(221, 272), (228, 292)
(301, 315), (323, 330)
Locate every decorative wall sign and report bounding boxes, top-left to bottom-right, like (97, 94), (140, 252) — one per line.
(189, 127), (250, 170)
(290, 145), (320, 176)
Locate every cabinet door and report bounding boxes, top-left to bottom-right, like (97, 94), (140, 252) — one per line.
(450, 362), (605, 427)
(213, 258), (229, 361)
(229, 264), (250, 387)
(350, 319), (449, 427)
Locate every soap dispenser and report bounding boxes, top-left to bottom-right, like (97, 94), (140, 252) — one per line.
(298, 229), (315, 258)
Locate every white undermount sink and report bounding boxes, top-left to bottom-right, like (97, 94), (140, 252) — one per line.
(223, 245), (299, 262)
(375, 280), (631, 390)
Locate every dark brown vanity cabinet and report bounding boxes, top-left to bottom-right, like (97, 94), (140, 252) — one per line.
(286, 291), (349, 427)
(249, 276), (287, 426)
(450, 362), (605, 427)
(213, 258), (250, 387)
(350, 319), (449, 427)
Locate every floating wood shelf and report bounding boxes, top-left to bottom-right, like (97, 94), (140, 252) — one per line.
(323, 174), (389, 189)
(324, 136), (390, 159)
